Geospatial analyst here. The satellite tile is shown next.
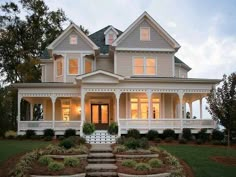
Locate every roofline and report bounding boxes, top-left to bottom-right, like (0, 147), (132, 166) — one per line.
(47, 23), (99, 50)
(76, 70), (124, 80)
(116, 47), (175, 52)
(12, 82), (77, 88)
(40, 59), (53, 63)
(175, 63), (192, 71)
(112, 11), (181, 49)
(104, 26), (119, 35)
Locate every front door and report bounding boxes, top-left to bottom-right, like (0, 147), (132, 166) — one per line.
(91, 104), (109, 129)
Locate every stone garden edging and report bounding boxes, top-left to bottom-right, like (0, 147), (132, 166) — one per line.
(115, 154), (159, 159)
(118, 172), (171, 177)
(46, 154), (88, 159)
(30, 173), (86, 177)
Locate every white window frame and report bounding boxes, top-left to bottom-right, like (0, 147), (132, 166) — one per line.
(61, 99), (71, 121)
(69, 35), (77, 45)
(140, 27), (150, 41)
(56, 60), (63, 77)
(132, 56), (157, 75)
(84, 58), (93, 74)
(67, 58), (80, 75)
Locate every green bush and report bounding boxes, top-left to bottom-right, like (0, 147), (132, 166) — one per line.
(149, 146), (161, 153)
(113, 145), (127, 153)
(38, 156), (53, 166)
(64, 129), (76, 138)
(108, 122), (118, 135)
(212, 129), (224, 141)
(154, 137), (162, 143)
(163, 129), (175, 139)
(67, 145), (89, 154)
(116, 136), (126, 144)
(179, 138), (187, 144)
(67, 136), (86, 145)
(148, 158), (163, 168)
(182, 128), (192, 140)
(121, 159), (137, 168)
(127, 129), (140, 139)
(146, 129), (159, 140)
(135, 163), (151, 171)
(59, 138), (75, 149)
(44, 144), (66, 154)
(198, 128), (209, 142)
(124, 137), (140, 149)
(64, 157), (80, 167)
(83, 123), (95, 135)
(4, 130), (17, 139)
(43, 129), (55, 137)
(25, 129), (36, 139)
(48, 161), (64, 171)
(166, 155), (180, 166)
(139, 137), (149, 149)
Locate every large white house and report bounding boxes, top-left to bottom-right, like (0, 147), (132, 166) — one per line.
(14, 12), (220, 137)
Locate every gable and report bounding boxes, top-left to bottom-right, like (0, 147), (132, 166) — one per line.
(82, 73), (120, 84)
(117, 19), (173, 49)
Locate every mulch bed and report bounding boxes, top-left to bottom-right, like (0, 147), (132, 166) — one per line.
(210, 156), (236, 166)
(179, 159), (195, 177)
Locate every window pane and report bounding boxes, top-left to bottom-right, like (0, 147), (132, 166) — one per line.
(152, 103), (160, 119)
(61, 100), (70, 121)
(92, 105), (99, 124)
(57, 61), (62, 76)
(134, 58), (144, 66)
(146, 67), (156, 75)
(131, 98), (138, 102)
(140, 103), (148, 119)
(131, 103), (138, 119)
(101, 105), (108, 123)
(134, 67), (144, 74)
(146, 58), (155, 66)
(69, 59), (78, 74)
(70, 35), (77, 44)
(152, 98), (160, 102)
(140, 98), (148, 102)
(85, 60), (92, 73)
(108, 34), (113, 45)
(140, 28), (150, 41)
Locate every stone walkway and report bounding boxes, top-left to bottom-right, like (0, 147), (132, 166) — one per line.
(86, 144), (117, 177)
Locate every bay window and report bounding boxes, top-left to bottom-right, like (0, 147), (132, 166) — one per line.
(68, 58), (79, 75)
(133, 57), (157, 75)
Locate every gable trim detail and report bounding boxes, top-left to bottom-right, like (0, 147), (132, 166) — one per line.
(76, 70), (125, 80)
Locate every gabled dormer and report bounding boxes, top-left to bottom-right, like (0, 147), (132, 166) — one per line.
(104, 25), (119, 45)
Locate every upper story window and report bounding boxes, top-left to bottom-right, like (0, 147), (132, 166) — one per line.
(70, 35), (77, 45)
(104, 26), (118, 45)
(140, 27), (150, 41)
(133, 57), (156, 75)
(68, 58), (79, 75)
(56, 60), (63, 77)
(85, 59), (93, 73)
(108, 34), (114, 45)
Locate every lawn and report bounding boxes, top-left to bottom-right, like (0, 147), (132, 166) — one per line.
(160, 144), (236, 177)
(0, 140), (50, 165)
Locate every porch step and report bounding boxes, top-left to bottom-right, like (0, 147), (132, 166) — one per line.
(85, 130), (117, 144)
(86, 163), (117, 171)
(88, 158), (116, 163)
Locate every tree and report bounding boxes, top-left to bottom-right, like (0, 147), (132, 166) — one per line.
(206, 73), (236, 146)
(79, 25), (89, 35)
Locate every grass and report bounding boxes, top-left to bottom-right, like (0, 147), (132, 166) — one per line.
(160, 144), (236, 177)
(0, 140), (50, 165)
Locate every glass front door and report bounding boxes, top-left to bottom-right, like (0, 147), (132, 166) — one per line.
(91, 104), (109, 129)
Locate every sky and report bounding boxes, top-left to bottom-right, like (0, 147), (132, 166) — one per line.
(1, 0), (236, 118)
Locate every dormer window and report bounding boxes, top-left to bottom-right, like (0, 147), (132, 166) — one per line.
(104, 26), (119, 45)
(140, 27), (150, 41)
(108, 34), (114, 45)
(70, 35), (77, 44)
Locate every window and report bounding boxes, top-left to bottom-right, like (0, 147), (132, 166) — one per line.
(152, 98), (160, 119)
(131, 98), (138, 119)
(85, 59), (93, 73)
(70, 35), (77, 45)
(140, 98), (148, 119)
(56, 60), (63, 77)
(61, 99), (70, 121)
(140, 27), (150, 41)
(108, 34), (113, 45)
(68, 58), (79, 75)
(133, 57), (156, 75)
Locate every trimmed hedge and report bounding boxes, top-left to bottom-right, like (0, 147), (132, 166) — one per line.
(182, 128), (192, 140)
(127, 129), (140, 139)
(163, 129), (175, 139)
(146, 129), (159, 140)
(64, 129), (76, 138)
(43, 129), (55, 137)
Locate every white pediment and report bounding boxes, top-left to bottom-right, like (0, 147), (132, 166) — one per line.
(76, 70), (124, 84)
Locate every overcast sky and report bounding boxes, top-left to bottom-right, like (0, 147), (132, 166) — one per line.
(2, 0), (236, 118)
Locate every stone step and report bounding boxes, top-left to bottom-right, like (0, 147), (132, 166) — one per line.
(86, 171), (117, 177)
(88, 152), (114, 158)
(88, 141), (115, 144)
(86, 138), (116, 141)
(86, 163), (117, 172)
(88, 158), (116, 163)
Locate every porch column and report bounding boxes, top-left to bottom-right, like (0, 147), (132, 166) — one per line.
(189, 102), (193, 119)
(80, 91), (85, 136)
(51, 96), (56, 129)
(17, 94), (22, 134)
(30, 103), (34, 120)
(200, 98), (203, 119)
(147, 90), (152, 130)
(177, 91), (184, 130)
(115, 90), (121, 137)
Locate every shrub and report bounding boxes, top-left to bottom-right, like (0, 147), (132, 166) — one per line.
(179, 138), (187, 144)
(212, 129), (224, 141)
(124, 137), (140, 149)
(48, 161), (64, 171)
(154, 137), (162, 143)
(198, 128), (209, 142)
(38, 156), (53, 166)
(149, 146), (161, 153)
(67, 136), (86, 145)
(135, 163), (151, 171)
(59, 138), (75, 149)
(113, 145), (127, 153)
(25, 129), (36, 139)
(44, 144), (66, 154)
(148, 158), (163, 168)
(146, 129), (159, 140)
(64, 157), (80, 167)
(139, 137), (149, 149)
(83, 123), (95, 135)
(127, 129), (140, 139)
(163, 129), (175, 139)
(166, 155), (180, 167)
(67, 145), (89, 154)
(164, 137), (174, 143)
(64, 129), (76, 138)
(121, 159), (137, 168)
(182, 128), (192, 140)
(44, 136), (52, 141)
(4, 130), (17, 139)
(43, 129), (55, 137)
(116, 136), (126, 144)
(108, 122), (118, 135)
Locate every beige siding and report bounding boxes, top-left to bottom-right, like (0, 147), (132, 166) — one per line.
(41, 62), (53, 82)
(96, 56), (114, 73)
(116, 52), (174, 77)
(44, 100), (52, 120)
(175, 65), (188, 78)
(55, 29), (92, 51)
(164, 94), (172, 118)
(118, 19), (173, 49)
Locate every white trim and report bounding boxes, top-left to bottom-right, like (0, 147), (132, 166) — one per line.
(114, 51), (117, 74)
(132, 56), (157, 76)
(116, 47), (175, 52)
(64, 54), (67, 82)
(76, 70), (124, 80)
(172, 55), (175, 77)
(140, 27), (150, 41)
(112, 12), (180, 49)
(104, 26), (119, 35)
(53, 50), (94, 54)
(47, 23), (99, 50)
(67, 57), (80, 76)
(56, 59), (63, 77)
